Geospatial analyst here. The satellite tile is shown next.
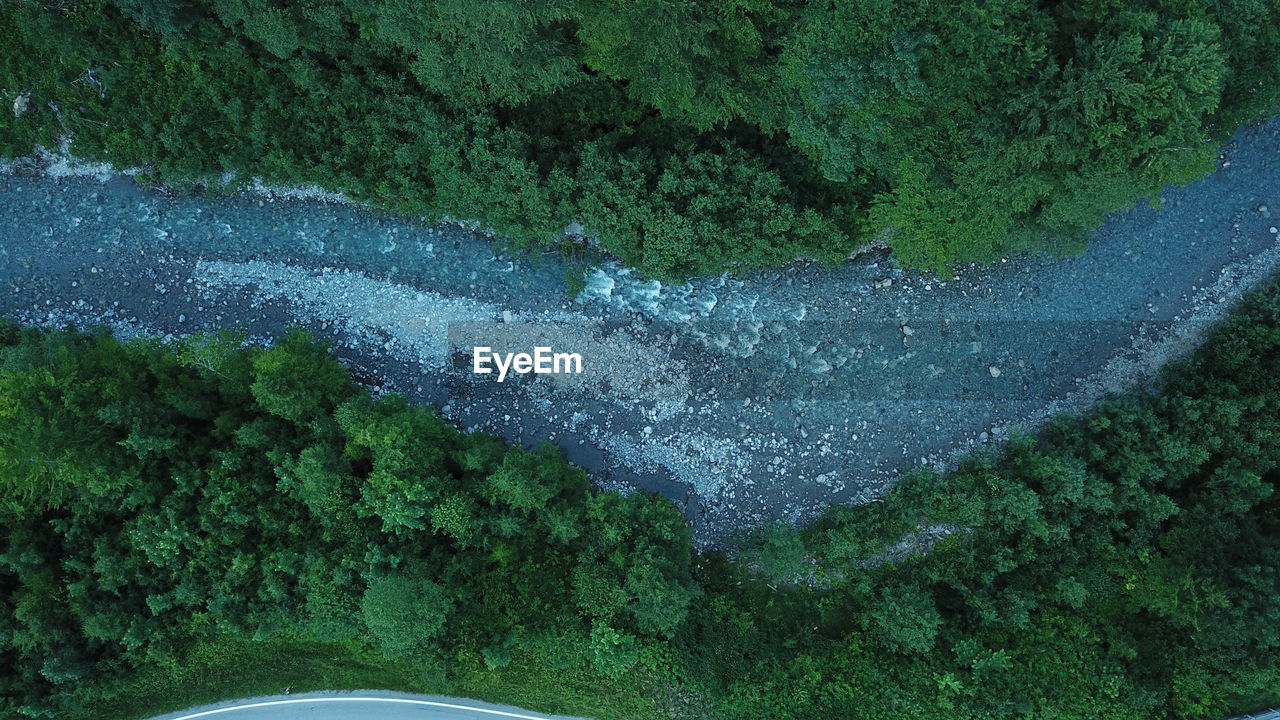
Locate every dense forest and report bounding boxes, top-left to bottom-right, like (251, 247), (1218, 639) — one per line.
(2, 273), (1278, 719)
(2, 0), (1280, 277)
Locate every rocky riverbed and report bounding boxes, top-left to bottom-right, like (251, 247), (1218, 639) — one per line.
(3, 117), (1279, 544)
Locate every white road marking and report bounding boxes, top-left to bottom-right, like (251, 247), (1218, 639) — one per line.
(165, 697), (555, 720)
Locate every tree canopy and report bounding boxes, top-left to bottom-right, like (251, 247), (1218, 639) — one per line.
(2, 0), (1278, 276)
(2, 273), (1279, 718)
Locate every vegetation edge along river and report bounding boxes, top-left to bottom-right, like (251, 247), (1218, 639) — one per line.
(3, 1), (1280, 279)
(3, 2), (1279, 719)
(2, 272), (1278, 718)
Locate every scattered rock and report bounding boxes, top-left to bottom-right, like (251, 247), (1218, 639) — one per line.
(11, 128), (1280, 546)
(12, 91), (30, 118)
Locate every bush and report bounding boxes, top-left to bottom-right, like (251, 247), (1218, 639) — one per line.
(3, 0), (1277, 276)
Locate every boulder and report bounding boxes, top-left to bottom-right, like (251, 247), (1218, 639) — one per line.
(13, 90), (30, 118)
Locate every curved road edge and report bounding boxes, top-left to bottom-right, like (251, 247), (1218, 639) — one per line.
(144, 690), (596, 720)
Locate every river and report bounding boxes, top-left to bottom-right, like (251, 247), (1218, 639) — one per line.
(3, 117), (1279, 543)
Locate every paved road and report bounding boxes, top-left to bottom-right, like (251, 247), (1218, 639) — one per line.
(142, 688), (1280, 720)
(146, 691), (592, 720)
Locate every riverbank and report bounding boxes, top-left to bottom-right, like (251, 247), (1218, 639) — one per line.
(3, 116), (1279, 542)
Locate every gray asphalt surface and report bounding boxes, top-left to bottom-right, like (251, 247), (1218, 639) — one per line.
(2, 117), (1279, 543)
(145, 691), (591, 720)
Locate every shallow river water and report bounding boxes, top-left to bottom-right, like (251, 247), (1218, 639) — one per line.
(3, 117), (1279, 542)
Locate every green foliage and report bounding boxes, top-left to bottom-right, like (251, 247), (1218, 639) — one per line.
(361, 574), (453, 658)
(113, 0), (206, 37)
(3, 272), (1280, 717)
(699, 273), (1280, 718)
(0, 321), (695, 716)
(575, 0), (779, 130)
(3, 0), (1277, 277)
(250, 330), (355, 423)
(587, 621), (640, 679)
(868, 584), (943, 655)
(359, 0), (582, 108)
(738, 522), (807, 584)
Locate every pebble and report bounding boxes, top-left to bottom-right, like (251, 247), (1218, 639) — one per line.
(10, 149), (1275, 545)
